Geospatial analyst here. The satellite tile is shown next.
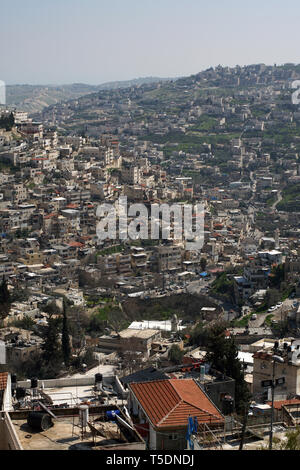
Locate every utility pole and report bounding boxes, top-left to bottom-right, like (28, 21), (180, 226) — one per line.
(239, 362), (250, 451)
(269, 355), (284, 450)
(239, 401), (250, 451)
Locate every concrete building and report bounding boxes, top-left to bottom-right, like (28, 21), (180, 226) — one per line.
(98, 329), (161, 358)
(154, 245), (183, 273)
(253, 339), (300, 401)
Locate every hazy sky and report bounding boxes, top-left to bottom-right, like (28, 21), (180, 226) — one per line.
(1, 0), (300, 85)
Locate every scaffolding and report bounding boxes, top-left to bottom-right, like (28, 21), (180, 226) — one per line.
(194, 422), (225, 450)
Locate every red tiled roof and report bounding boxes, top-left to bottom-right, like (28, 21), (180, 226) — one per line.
(68, 241), (84, 248)
(267, 399), (300, 410)
(253, 351), (272, 360)
(44, 213), (57, 219)
(129, 379), (223, 429)
(0, 372), (8, 391)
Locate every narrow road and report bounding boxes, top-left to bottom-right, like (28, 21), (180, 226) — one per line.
(271, 190), (282, 211)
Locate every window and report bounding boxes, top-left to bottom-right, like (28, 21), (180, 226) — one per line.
(168, 433), (179, 440)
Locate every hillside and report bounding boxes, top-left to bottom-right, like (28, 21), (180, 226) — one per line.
(34, 63), (300, 155)
(6, 77), (170, 114)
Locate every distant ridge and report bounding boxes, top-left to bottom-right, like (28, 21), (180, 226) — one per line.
(6, 77), (173, 114)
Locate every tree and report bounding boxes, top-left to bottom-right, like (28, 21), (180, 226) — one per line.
(269, 264), (285, 289)
(265, 289), (281, 308)
(43, 301), (59, 315)
(42, 315), (62, 366)
(11, 315), (35, 330)
(62, 300), (71, 367)
(205, 321), (250, 413)
(260, 426), (300, 450)
(0, 112), (14, 131)
(225, 336), (250, 413)
(200, 258), (207, 272)
(205, 321), (229, 372)
(282, 427), (300, 450)
(168, 344), (185, 365)
(0, 278), (11, 321)
(189, 321), (207, 346)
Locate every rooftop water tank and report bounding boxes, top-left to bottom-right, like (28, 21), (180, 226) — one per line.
(31, 377), (38, 389)
(16, 387), (26, 400)
(95, 373), (102, 383)
(27, 412), (53, 431)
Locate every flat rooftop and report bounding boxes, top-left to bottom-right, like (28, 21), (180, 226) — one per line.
(11, 414), (144, 451)
(119, 328), (160, 339)
(12, 416), (85, 450)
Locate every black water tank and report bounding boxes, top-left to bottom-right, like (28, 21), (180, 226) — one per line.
(95, 373), (102, 383)
(11, 374), (17, 384)
(222, 396), (234, 415)
(11, 374), (17, 391)
(31, 377), (38, 388)
(27, 412), (53, 431)
(16, 387), (26, 399)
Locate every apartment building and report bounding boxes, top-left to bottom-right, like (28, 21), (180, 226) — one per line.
(253, 339), (300, 401)
(154, 245), (183, 273)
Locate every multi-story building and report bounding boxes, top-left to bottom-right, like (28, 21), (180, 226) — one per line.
(154, 245), (183, 273)
(253, 339), (300, 401)
(121, 164), (140, 185)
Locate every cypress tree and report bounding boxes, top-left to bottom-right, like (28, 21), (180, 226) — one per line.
(62, 299), (71, 367)
(205, 321), (250, 413)
(42, 315), (61, 365)
(0, 277), (11, 320)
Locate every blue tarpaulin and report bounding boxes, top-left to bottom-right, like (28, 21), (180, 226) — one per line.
(186, 416), (194, 450)
(186, 416), (199, 450)
(194, 416), (198, 433)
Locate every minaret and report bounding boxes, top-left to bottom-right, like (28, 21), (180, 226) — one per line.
(171, 314), (178, 333)
(0, 340), (6, 367)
